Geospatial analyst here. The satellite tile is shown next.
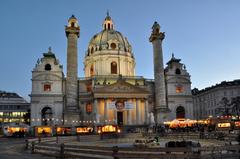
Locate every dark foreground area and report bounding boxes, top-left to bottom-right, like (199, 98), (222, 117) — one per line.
(0, 137), (53, 159)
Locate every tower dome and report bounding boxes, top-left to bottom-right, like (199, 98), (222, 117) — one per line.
(84, 12), (135, 77)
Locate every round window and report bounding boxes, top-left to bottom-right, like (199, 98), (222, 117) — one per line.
(110, 43), (116, 49)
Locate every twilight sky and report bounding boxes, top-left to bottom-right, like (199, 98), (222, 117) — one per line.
(0, 0), (240, 100)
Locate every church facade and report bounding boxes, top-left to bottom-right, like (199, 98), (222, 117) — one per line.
(30, 14), (193, 127)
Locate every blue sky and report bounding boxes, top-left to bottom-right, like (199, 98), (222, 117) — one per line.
(0, 0), (240, 100)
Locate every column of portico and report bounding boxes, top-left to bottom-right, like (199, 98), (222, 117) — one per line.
(136, 99), (140, 125)
(145, 99), (149, 124)
(104, 99), (108, 123)
(94, 99), (98, 122)
(127, 99), (132, 125)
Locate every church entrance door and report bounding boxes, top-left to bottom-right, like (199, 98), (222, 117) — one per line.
(117, 111), (123, 125)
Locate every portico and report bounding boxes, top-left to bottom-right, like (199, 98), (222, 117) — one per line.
(92, 79), (150, 126)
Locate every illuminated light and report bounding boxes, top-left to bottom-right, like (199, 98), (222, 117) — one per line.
(52, 118), (54, 120)
(98, 130), (101, 134)
(61, 119), (63, 122)
(217, 122), (231, 128)
(235, 121), (240, 127)
(76, 121), (78, 123)
(65, 120), (67, 122)
(72, 120), (75, 123)
(83, 121), (85, 123)
(117, 129), (121, 133)
(79, 121), (82, 123)
(89, 121), (92, 123)
(93, 120), (96, 123)
(56, 119), (59, 121)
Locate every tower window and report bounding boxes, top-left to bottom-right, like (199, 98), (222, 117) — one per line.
(71, 22), (75, 27)
(45, 64), (51, 71)
(108, 23), (110, 29)
(175, 68), (181, 75)
(91, 47), (94, 54)
(110, 43), (116, 50)
(44, 84), (51, 92)
(86, 103), (93, 114)
(111, 62), (117, 74)
(90, 65), (94, 77)
(176, 86), (183, 93)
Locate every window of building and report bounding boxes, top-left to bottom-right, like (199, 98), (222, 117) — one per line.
(44, 84), (51, 92)
(110, 43), (116, 50)
(175, 68), (181, 75)
(86, 103), (93, 114)
(86, 84), (92, 92)
(91, 47), (94, 54)
(176, 86), (183, 93)
(45, 64), (51, 71)
(111, 62), (117, 74)
(90, 65), (94, 77)
(176, 106), (185, 119)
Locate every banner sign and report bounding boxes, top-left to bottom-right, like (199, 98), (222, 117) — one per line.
(124, 102), (134, 109)
(107, 101), (134, 110)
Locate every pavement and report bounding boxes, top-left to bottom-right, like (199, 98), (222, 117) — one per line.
(0, 137), (54, 159)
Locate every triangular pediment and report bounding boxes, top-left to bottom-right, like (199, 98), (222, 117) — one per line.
(93, 79), (149, 94)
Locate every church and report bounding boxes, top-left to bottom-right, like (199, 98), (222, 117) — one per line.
(30, 13), (193, 128)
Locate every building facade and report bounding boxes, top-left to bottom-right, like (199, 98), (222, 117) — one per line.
(30, 14), (193, 127)
(192, 80), (240, 119)
(0, 91), (30, 124)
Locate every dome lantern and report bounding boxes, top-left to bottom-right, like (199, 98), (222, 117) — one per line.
(103, 11), (114, 30)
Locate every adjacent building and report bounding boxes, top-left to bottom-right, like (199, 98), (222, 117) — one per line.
(0, 91), (30, 124)
(30, 14), (193, 127)
(192, 80), (240, 119)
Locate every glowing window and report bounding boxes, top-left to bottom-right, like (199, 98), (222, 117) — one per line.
(111, 62), (117, 74)
(86, 103), (93, 114)
(176, 86), (183, 93)
(44, 84), (51, 92)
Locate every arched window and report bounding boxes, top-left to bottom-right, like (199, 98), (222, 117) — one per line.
(90, 65), (94, 77)
(176, 106), (185, 119)
(71, 22), (75, 27)
(110, 43), (116, 49)
(91, 47), (94, 54)
(41, 107), (53, 126)
(108, 23), (110, 29)
(111, 62), (117, 74)
(45, 64), (51, 71)
(175, 68), (181, 75)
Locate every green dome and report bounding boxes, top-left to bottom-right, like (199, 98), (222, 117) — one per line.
(86, 13), (133, 57)
(88, 30), (132, 52)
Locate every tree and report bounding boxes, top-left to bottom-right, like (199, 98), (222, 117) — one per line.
(230, 96), (240, 116)
(216, 97), (232, 116)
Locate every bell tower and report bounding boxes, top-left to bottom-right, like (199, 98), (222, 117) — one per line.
(149, 21), (169, 124)
(65, 15), (80, 113)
